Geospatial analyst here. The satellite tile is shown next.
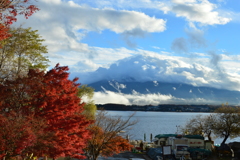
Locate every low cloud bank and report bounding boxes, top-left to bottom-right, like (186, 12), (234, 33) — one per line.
(93, 90), (220, 105)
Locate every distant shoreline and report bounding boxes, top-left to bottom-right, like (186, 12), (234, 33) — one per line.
(96, 103), (225, 112)
(97, 109), (215, 113)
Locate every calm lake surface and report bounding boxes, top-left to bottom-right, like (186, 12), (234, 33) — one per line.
(106, 111), (240, 145)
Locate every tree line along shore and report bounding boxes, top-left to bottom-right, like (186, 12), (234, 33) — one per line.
(96, 103), (227, 112)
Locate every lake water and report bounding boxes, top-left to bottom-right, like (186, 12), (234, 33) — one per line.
(106, 111), (240, 145)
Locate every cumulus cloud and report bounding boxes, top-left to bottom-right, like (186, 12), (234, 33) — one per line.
(80, 0), (233, 26)
(76, 52), (240, 92)
(15, 0), (166, 51)
(93, 91), (131, 105)
(43, 0), (163, 34)
(171, 0), (231, 25)
(13, 0), (166, 68)
(71, 59), (100, 72)
(87, 51), (240, 105)
(48, 46), (138, 73)
(221, 55), (240, 75)
(11, 0), (238, 91)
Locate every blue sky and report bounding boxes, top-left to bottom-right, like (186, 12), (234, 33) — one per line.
(13, 0), (240, 83)
(14, 0), (240, 68)
(13, 0), (240, 104)
(79, 4), (237, 53)
(77, 0), (240, 54)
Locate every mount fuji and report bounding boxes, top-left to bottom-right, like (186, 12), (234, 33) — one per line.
(73, 53), (240, 105)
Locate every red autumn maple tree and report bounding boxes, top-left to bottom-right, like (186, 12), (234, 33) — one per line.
(0, 64), (92, 159)
(0, 112), (37, 159)
(0, 0), (39, 41)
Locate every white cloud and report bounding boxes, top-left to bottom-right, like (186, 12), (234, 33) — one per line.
(93, 91), (220, 105)
(71, 59), (100, 72)
(78, 0), (168, 12)
(13, 0), (166, 69)
(170, 0), (231, 25)
(11, 0), (239, 92)
(15, 0), (166, 50)
(172, 0), (197, 4)
(75, 51), (240, 92)
(91, 47), (138, 65)
(78, 0), (233, 26)
(45, 46), (137, 72)
(93, 91), (131, 105)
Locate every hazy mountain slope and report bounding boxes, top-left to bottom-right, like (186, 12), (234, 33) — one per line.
(88, 80), (240, 104)
(76, 53), (240, 105)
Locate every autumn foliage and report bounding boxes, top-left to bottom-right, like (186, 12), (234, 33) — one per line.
(0, 64), (92, 159)
(85, 110), (136, 160)
(0, 1), (94, 159)
(0, 0), (39, 41)
(87, 125), (132, 160)
(0, 112), (37, 159)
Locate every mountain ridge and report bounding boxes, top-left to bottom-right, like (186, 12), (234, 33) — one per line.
(88, 80), (240, 105)
(77, 54), (240, 92)
(75, 53), (240, 105)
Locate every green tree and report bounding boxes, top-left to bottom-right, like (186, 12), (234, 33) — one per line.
(183, 106), (240, 145)
(213, 106), (240, 144)
(77, 84), (94, 98)
(77, 85), (97, 119)
(181, 114), (215, 141)
(203, 115), (215, 142)
(0, 27), (49, 81)
(182, 115), (204, 135)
